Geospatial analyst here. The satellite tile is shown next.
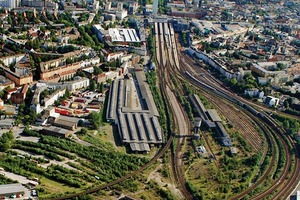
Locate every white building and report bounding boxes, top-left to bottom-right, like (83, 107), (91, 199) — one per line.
(188, 47), (241, 80)
(47, 77), (90, 92)
(100, 49), (124, 62)
(0, 0), (20, 9)
(264, 96), (279, 107)
(44, 89), (66, 108)
(116, 10), (127, 20)
(244, 88), (264, 98)
(1, 54), (26, 67)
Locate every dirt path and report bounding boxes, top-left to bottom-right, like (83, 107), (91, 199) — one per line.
(147, 163), (184, 200)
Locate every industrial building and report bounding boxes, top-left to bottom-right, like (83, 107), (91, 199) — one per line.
(41, 126), (71, 138)
(52, 115), (79, 131)
(93, 25), (141, 44)
(189, 94), (233, 146)
(0, 183), (25, 199)
(107, 70), (163, 152)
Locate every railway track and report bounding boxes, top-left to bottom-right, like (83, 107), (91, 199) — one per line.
(51, 133), (174, 200)
(156, 21), (194, 200)
(183, 51), (300, 121)
(181, 68), (279, 199)
(51, 23), (180, 200)
(51, 25), (299, 200)
(180, 53), (264, 153)
(251, 114), (300, 200)
(177, 46), (299, 199)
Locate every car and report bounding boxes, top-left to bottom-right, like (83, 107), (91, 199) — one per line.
(31, 190), (37, 196)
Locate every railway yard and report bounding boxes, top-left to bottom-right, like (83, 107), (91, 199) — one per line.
(153, 20), (300, 200)
(33, 20), (300, 199)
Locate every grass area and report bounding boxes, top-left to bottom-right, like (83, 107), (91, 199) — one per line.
(37, 177), (82, 198)
(184, 131), (260, 199)
(0, 130), (151, 198)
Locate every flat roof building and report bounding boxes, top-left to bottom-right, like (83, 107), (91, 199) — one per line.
(41, 126), (71, 138)
(206, 109), (222, 122)
(0, 183), (25, 199)
(108, 28), (140, 43)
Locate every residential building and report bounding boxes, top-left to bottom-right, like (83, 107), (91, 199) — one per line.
(46, 76), (90, 92)
(10, 84), (28, 104)
(116, 10), (127, 20)
(287, 63), (300, 76)
(244, 88), (264, 98)
(0, 75), (15, 91)
(0, 66), (33, 86)
(30, 84), (47, 114)
(0, 54), (26, 67)
(40, 62), (81, 81)
(43, 89), (66, 108)
(22, 0), (58, 10)
(0, 0), (20, 9)
(251, 62), (286, 77)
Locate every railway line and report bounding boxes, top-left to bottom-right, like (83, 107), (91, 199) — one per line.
(52, 23), (299, 200)
(52, 23), (183, 200)
(165, 30), (300, 199)
(183, 51), (300, 121)
(180, 52), (264, 153)
(177, 46), (299, 199)
(155, 21), (194, 200)
(51, 133), (174, 200)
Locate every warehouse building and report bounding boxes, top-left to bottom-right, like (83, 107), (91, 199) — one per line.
(0, 183), (26, 199)
(52, 115), (79, 131)
(189, 94), (233, 146)
(188, 94), (215, 128)
(40, 126), (71, 138)
(107, 70), (163, 152)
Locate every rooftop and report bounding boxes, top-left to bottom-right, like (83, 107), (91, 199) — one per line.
(108, 28), (140, 43)
(41, 126), (70, 135)
(206, 109), (222, 122)
(0, 183), (25, 195)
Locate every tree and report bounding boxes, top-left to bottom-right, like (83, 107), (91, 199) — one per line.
(88, 111), (101, 129)
(93, 66), (102, 75)
(0, 90), (4, 99)
(0, 131), (14, 152)
(229, 78), (238, 86)
(99, 82), (104, 93)
(65, 88), (71, 98)
(283, 120), (290, 129)
(0, 110), (5, 118)
(78, 119), (84, 126)
(277, 63), (286, 70)
(89, 80), (96, 91)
